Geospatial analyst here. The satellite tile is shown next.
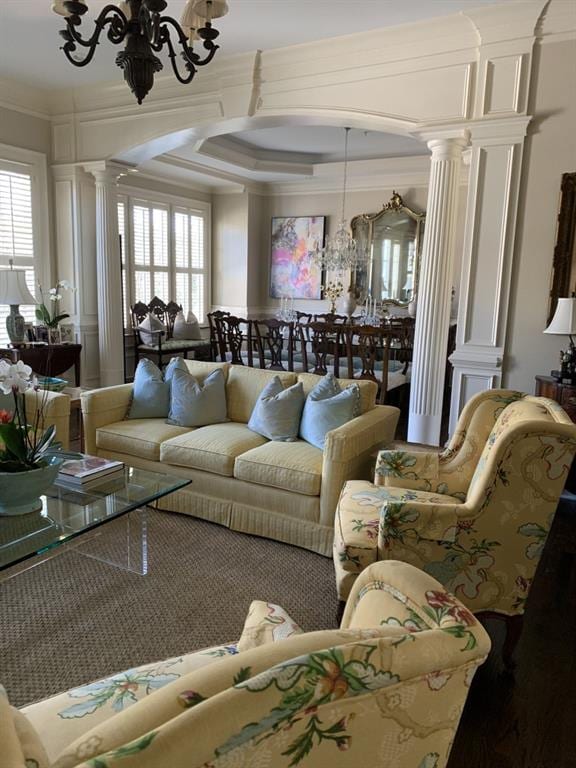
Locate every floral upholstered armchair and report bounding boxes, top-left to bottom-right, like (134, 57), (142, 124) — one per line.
(334, 390), (576, 662)
(4, 562), (490, 768)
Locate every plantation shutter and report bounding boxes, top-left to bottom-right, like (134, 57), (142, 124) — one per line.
(0, 168), (36, 346)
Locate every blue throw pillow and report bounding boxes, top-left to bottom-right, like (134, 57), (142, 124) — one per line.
(248, 377), (305, 442)
(167, 367), (228, 427)
(300, 373), (360, 449)
(127, 357), (187, 419)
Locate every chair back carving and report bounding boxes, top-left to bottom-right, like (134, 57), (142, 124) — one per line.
(313, 312), (348, 324)
(384, 317), (415, 372)
(300, 321), (345, 377)
(343, 325), (391, 404)
(254, 319), (293, 371)
(207, 310), (231, 361)
(215, 315), (254, 366)
(130, 301), (150, 330)
(165, 300), (183, 336)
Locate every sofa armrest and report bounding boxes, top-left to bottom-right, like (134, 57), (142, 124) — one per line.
(81, 385), (133, 455)
(24, 389), (71, 451)
(319, 405), (399, 527)
(375, 449), (439, 490)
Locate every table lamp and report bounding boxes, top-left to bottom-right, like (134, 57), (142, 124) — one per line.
(0, 262), (37, 345)
(544, 297), (576, 382)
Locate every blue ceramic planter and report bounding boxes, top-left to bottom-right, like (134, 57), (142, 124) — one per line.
(0, 456), (64, 516)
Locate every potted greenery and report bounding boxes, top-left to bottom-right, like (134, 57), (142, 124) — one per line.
(0, 359), (68, 515)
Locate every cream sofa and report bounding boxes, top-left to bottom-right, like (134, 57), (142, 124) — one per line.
(82, 361), (399, 556)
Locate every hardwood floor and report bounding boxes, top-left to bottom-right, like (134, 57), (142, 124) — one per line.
(448, 493), (576, 768)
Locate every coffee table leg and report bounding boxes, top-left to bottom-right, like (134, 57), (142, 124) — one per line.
(68, 508), (149, 576)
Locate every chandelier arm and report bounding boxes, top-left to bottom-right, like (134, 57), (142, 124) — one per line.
(63, 5), (128, 49)
(153, 16), (219, 67)
(61, 37), (101, 67)
(190, 39), (220, 67)
(160, 30), (197, 84)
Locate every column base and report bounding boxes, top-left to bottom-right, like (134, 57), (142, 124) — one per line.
(407, 412), (442, 447)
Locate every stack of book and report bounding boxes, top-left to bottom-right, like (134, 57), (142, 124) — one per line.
(57, 456), (124, 488)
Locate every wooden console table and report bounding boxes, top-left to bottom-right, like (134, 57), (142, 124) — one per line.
(0, 344), (82, 387)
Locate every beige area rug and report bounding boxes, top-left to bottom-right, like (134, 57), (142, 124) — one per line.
(0, 510), (339, 708)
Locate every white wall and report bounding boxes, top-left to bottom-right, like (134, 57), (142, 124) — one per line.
(0, 106), (50, 156)
(212, 192), (249, 312)
(505, 38), (576, 393)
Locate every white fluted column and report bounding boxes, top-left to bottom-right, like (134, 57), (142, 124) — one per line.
(408, 135), (468, 446)
(85, 163), (126, 387)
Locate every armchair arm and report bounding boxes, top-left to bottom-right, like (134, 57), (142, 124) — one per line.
(341, 560), (490, 656)
(320, 405), (399, 527)
(378, 492), (462, 549)
(24, 389), (70, 451)
(375, 449), (439, 490)
(81, 385), (133, 454)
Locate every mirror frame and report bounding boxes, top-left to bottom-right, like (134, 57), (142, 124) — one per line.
(350, 191), (426, 307)
(548, 172), (576, 325)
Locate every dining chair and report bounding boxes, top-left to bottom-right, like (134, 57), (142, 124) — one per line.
(207, 310), (230, 361)
(253, 318), (294, 371)
(214, 315), (254, 366)
(300, 321), (345, 376)
(342, 324), (392, 404)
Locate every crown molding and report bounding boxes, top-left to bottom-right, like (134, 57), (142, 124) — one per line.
(0, 77), (51, 120)
(537, 0), (576, 42)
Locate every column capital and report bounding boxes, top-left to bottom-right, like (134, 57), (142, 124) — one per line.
(426, 135), (470, 161)
(83, 161), (130, 185)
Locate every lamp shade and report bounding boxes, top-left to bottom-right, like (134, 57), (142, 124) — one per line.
(181, 1), (205, 39)
(0, 269), (36, 306)
(544, 297), (576, 335)
(52, 0), (86, 17)
(192, 0), (229, 21)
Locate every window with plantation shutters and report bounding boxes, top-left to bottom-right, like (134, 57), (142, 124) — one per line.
(0, 167), (36, 347)
(120, 193), (209, 325)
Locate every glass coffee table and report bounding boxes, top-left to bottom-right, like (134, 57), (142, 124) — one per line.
(0, 466), (190, 579)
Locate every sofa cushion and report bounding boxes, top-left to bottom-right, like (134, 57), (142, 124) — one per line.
(297, 372), (377, 414)
(160, 423), (267, 476)
(248, 377), (305, 442)
(167, 368), (228, 427)
(96, 419), (190, 461)
(183, 359), (230, 383)
(127, 357), (187, 420)
(234, 441), (323, 496)
(300, 373), (360, 449)
(173, 310), (202, 340)
(226, 366), (296, 423)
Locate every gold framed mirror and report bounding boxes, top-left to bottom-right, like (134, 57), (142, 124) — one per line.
(548, 172), (576, 325)
(351, 192), (426, 307)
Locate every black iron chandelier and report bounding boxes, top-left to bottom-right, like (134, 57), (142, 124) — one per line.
(52, 0), (229, 104)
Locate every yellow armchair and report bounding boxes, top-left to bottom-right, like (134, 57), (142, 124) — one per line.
(7, 562), (490, 768)
(334, 390), (576, 662)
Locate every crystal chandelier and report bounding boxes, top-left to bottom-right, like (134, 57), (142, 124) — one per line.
(312, 127), (366, 274)
(52, 0), (229, 104)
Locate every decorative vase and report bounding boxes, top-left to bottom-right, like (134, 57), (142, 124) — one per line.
(408, 294), (417, 318)
(338, 289), (358, 317)
(0, 457), (63, 516)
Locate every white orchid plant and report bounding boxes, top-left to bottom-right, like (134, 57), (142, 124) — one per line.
(0, 360), (61, 473)
(35, 280), (74, 329)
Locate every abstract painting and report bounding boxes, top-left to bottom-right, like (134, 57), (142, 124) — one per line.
(270, 216), (325, 299)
